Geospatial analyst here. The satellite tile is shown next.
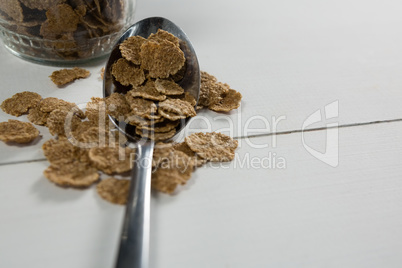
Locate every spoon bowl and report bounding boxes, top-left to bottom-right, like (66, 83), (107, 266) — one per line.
(103, 17), (200, 268)
(104, 17), (200, 142)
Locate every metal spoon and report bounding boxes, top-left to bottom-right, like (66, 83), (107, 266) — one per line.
(103, 17), (200, 268)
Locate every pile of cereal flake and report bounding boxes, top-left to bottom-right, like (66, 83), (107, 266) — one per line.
(108, 29), (197, 141)
(0, 29), (242, 205)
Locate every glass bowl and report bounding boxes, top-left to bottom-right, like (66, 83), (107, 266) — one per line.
(0, 0), (136, 65)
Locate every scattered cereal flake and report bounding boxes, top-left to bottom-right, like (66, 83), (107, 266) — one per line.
(156, 150), (194, 180)
(152, 142), (175, 167)
(44, 160), (99, 187)
(84, 97), (115, 129)
(111, 58), (145, 86)
(85, 97), (106, 121)
(39, 97), (84, 118)
(185, 132), (238, 162)
(47, 109), (81, 136)
(89, 146), (134, 174)
(112, 130), (129, 146)
(127, 80), (166, 101)
(199, 71), (228, 107)
(158, 99), (196, 120)
(119, 35), (146, 65)
(42, 137), (77, 164)
(201, 71), (217, 83)
(209, 89), (242, 112)
(19, 0), (66, 11)
(139, 120), (179, 133)
(1, 91), (42, 116)
(151, 168), (179, 193)
(72, 120), (97, 135)
(50, 67), (90, 86)
(0, 0), (23, 22)
(136, 127), (176, 141)
(0, 119), (39, 143)
(155, 78), (184, 95)
(151, 165), (193, 194)
(125, 96), (158, 119)
(183, 92), (197, 107)
(28, 106), (49, 126)
(105, 92), (131, 119)
(76, 126), (118, 147)
(97, 178), (130, 205)
(173, 142), (206, 167)
(148, 29), (180, 47)
(140, 39), (185, 78)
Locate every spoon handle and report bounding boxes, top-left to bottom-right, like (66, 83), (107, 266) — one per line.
(116, 141), (155, 268)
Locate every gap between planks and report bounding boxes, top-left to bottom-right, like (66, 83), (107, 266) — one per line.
(1, 118), (402, 167)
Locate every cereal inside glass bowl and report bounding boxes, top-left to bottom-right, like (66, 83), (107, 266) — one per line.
(0, 0), (136, 64)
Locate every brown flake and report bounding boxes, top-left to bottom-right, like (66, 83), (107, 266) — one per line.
(155, 78), (184, 96)
(199, 71), (229, 107)
(139, 120), (179, 133)
(151, 168), (179, 194)
(0, 0), (23, 22)
(140, 39), (185, 78)
(88, 146), (134, 174)
(158, 99), (196, 120)
(105, 92), (131, 120)
(125, 96), (158, 120)
(28, 105), (49, 126)
(151, 165), (193, 194)
(42, 137), (77, 164)
(1, 91), (42, 116)
(152, 142), (174, 167)
(127, 80), (166, 101)
(136, 127), (176, 141)
(185, 132), (238, 162)
(209, 89), (242, 112)
(50, 67), (90, 86)
(75, 126), (118, 147)
(168, 92), (197, 107)
(0, 119), (40, 143)
(47, 109), (81, 136)
(173, 142), (206, 167)
(126, 114), (165, 127)
(148, 29), (180, 47)
(44, 160), (99, 187)
(119, 35), (146, 65)
(85, 97), (107, 124)
(41, 4), (80, 36)
(39, 97), (84, 118)
(111, 58), (145, 86)
(97, 178), (130, 205)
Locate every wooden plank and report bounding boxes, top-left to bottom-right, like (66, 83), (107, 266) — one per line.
(1, 122), (402, 267)
(2, 0), (402, 163)
(138, 0), (402, 136)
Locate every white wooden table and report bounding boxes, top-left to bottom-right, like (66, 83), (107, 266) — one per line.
(1, 0), (402, 267)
